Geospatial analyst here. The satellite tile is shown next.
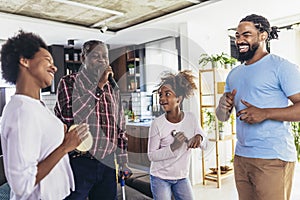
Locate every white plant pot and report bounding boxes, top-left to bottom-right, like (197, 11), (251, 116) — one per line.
(129, 68), (134, 75)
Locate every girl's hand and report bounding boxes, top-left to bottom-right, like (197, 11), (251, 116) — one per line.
(170, 131), (187, 152)
(187, 134), (203, 149)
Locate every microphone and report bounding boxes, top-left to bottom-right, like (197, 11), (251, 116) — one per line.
(171, 130), (188, 143)
(108, 74), (119, 90)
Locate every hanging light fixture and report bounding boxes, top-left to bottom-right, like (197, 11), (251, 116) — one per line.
(100, 25), (108, 33)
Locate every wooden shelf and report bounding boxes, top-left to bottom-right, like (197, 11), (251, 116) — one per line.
(201, 94), (214, 96)
(201, 105), (215, 108)
(204, 169), (234, 182)
(209, 134), (235, 142)
(199, 68), (235, 188)
(127, 57), (140, 62)
(65, 60), (81, 64)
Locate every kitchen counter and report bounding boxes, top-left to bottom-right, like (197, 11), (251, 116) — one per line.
(126, 122), (151, 168)
(126, 120), (152, 127)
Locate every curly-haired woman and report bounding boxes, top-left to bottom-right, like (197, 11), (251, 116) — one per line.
(0, 30), (89, 199)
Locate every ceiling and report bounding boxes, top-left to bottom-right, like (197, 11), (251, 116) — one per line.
(0, 0), (209, 32)
(1, 0), (300, 49)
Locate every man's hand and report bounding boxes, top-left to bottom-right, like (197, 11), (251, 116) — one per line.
(237, 100), (267, 124)
(219, 89), (236, 112)
(98, 66), (114, 89)
(216, 89), (237, 121)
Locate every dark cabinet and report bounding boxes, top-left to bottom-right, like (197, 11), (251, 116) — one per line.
(42, 45), (65, 93)
(43, 45), (82, 93)
(126, 48), (141, 92)
(110, 45), (145, 93)
(110, 47), (128, 92)
(127, 125), (150, 168)
(64, 47), (82, 75)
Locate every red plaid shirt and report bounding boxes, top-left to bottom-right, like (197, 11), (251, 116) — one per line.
(54, 68), (128, 164)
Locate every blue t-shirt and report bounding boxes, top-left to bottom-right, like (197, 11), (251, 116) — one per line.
(225, 54), (300, 161)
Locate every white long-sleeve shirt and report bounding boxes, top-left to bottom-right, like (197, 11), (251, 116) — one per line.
(1, 95), (74, 200)
(148, 112), (206, 180)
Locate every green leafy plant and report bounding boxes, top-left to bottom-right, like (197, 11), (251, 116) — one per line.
(199, 52), (237, 69)
(203, 109), (224, 132)
(291, 121), (300, 161)
(223, 56), (238, 68)
(124, 109), (133, 119)
(127, 63), (135, 68)
(203, 109), (216, 131)
(218, 121), (224, 132)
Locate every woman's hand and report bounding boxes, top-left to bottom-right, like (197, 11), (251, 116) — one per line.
(61, 123), (89, 153)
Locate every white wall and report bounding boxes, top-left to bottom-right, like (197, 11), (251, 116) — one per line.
(270, 29), (300, 66)
(144, 37), (179, 93)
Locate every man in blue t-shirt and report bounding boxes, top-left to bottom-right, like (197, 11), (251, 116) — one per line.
(216, 14), (300, 200)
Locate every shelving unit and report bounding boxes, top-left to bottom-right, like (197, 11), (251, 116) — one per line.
(199, 68), (235, 188)
(42, 45), (81, 94)
(126, 48), (141, 92)
(64, 47), (81, 75)
(109, 45), (145, 93)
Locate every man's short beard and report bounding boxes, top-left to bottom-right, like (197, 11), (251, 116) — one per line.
(237, 43), (259, 63)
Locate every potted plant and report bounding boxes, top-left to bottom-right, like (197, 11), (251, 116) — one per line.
(124, 109), (134, 122)
(291, 121), (300, 161)
(199, 52), (237, 69)
(128, 63), (135, 75)
(203, 109), (216, 133)
(203, 109), (228, 139)
(129, 79), (137, 90)
(218, 121), (225, 140)
(223, 56), (238, 69)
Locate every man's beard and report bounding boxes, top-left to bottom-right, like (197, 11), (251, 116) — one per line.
(237, 43), (259, 63)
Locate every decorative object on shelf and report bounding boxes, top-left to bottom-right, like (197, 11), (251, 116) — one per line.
(73, 53), (78, 61)
(223, 55), (238, 68)
(218, 121), (225, 140)
(128, 63), (135, 75)
(203, 108), (215, 133)
(199, 52), (237, 69)
(124, 109), (134, 119)
(124, 109), (134, 123)
(65, 53), (69, 61)
(203, 109), (225, 137)
(209, 166), (233, 174)
(130, 79), (137, 90)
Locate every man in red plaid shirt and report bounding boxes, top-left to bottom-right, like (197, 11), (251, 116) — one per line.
(54, 40), (131, 200)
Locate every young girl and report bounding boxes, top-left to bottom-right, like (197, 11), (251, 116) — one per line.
(0, 31), (89, 199)
(148, 70), (207, 200)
